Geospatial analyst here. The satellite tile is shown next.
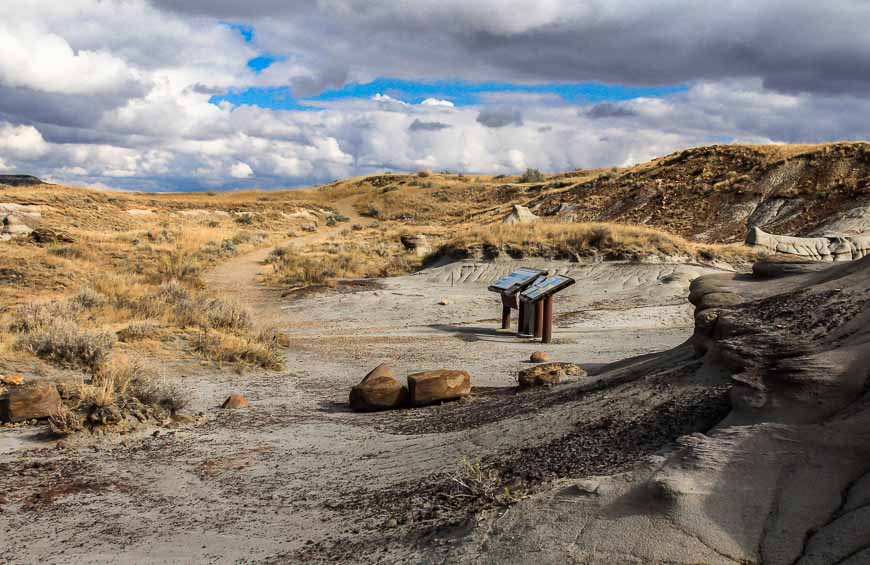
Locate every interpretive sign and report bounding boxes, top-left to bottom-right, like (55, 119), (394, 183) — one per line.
(487, 268), (547, 332)
(488, 268), (546, 295)
(520, 275), (575, 302)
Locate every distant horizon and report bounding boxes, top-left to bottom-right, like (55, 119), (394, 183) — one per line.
(7, 138), (870, 194)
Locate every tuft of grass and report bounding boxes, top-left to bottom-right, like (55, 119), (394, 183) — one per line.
(192, 328), (283, 370)
(49, 405), (84, 435)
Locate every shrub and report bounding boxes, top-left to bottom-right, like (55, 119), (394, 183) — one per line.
(518, 168), (545, 183)
(155, 249), (201, 283)
(117, 321), (160, 342)
(18, 319), (116, 371)
(10, 301), (80, 333)
(417, 169), (432, 178)
(71, 287), (107, 310)
(234, 212), (254, 225)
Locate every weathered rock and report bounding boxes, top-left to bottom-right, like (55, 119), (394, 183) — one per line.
(30, 228), (73, 244)
(407, 370), (472, 406)
(0, 375), (24, 386)
(502, 204), (538, 225)
(0, 384), (62, 423)
(518, 363), (586, 387)
(746, 226), (870, 262)
(1, 215), (33, 240)
(349, 364), (408, 412)
(400, 234), (432, 256)
(530, 351), (549, 363)
(221, 394), (249, 409)
(438, 298), (450, 305)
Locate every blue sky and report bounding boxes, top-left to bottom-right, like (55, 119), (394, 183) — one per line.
(211, 77), (688, 111)
(213, 21), (688, 112)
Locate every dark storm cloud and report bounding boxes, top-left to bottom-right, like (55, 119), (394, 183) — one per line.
(585, 102), (637, 119)
(476, 108), (523, 128)
(409, 119), (451, 132)
(0, 86), (140, 129)
(151, 0), (870, 97)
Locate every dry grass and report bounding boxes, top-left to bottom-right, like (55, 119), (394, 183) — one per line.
(265, 241), (412, 286)
(434, 220), (759, 262)
(192, 328), (283, 370)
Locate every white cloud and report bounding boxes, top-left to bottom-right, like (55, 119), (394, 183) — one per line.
(420, 98), (454, 108)
(0, 22), (142, 95)
(230, 162), (254, 178)
(0, 122), (49, 159)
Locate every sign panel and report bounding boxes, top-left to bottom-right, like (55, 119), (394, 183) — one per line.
(520, 275), (575, 302)
(488, 268), (546, 295)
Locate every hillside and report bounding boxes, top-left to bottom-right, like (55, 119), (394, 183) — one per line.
(305, 142), (870, 245)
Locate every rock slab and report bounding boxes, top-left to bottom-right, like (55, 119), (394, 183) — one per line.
(349, 364), (408, 411)
(407, 370), (472, 406)
(518, 363), (586, 387)
(0, 384), (62, 423)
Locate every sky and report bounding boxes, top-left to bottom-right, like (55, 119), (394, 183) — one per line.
(2, 1), (870, 191)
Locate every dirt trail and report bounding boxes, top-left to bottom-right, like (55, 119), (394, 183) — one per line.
(204, 195), (368, 312)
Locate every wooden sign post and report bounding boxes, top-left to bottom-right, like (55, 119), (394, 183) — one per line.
(519, 275), (575, 343)
(487, 268), (547, 335)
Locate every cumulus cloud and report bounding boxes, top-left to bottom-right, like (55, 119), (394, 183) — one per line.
(230, 162), (254, 178)
(420, 98), (454, 108)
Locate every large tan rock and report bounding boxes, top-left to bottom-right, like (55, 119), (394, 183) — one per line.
(518, 363), (586, 388)
(350, 364), (408, 412)
(0, 384), (63, 423)
(407, 370), (471, 406)
(502, 204), (538, 225)
(221, 394), (249, 409)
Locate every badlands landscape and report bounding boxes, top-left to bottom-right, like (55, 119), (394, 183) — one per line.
(2, 142), (870, 563)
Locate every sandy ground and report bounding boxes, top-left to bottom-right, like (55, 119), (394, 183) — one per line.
(0, 234), (733, 563)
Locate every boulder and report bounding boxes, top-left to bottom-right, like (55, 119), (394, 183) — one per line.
(0, 384), (63, 423)
(502, 204), (538, 225)
(407, 370), (472, 406)
(400, 234), (432, 256)
(530, 351), (549, 363)
(518, 363), (586, 388)
(1, 215), (34, 240)
(221, 394), (249, 409)
(349, 364), (408, 412)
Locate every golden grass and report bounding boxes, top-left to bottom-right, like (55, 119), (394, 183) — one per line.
(436, 220), (759, 262)
(265, 241), (413, 286)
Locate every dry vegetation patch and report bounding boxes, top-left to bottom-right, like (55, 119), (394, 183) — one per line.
(431, 221), (758, 263)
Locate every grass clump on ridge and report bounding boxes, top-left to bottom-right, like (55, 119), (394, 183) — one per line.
(433, 221), (758, 262)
